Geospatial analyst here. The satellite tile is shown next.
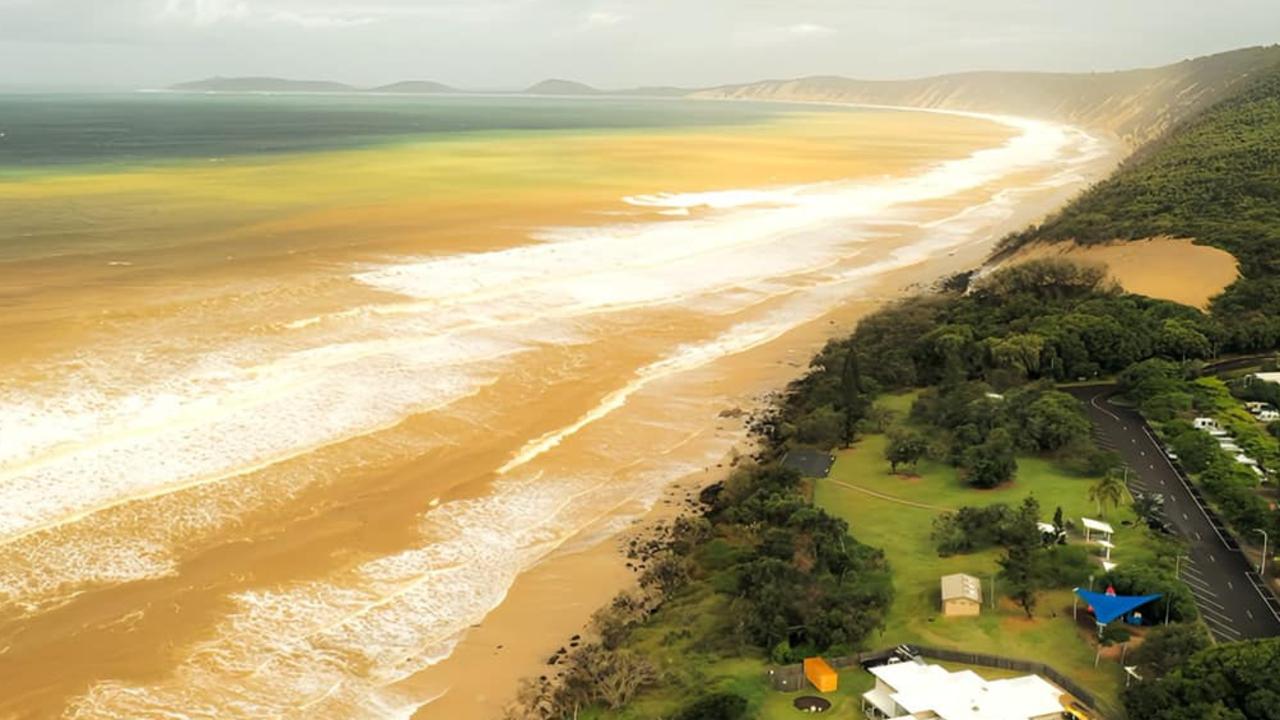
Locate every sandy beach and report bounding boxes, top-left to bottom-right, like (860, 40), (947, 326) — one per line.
(0, 97), (1121, 719)
(1001, 236), (1240, 309)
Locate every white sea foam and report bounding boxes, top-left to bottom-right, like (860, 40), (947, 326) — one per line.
(6, 104), (1115, 716)
(67, 465), (701, 719)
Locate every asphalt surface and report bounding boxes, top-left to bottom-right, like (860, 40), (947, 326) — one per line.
(1068, 385), (1280, 642)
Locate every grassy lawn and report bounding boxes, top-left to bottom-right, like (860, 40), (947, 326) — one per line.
(812, 393), (1162, 714)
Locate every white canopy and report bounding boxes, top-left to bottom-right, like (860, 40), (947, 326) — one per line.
(1081, 517), (1114, 538)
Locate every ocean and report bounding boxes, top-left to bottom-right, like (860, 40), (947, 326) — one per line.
(0, 93), (1116, 718)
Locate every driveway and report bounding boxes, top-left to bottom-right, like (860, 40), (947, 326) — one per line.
(1067, 385), (1280, 642)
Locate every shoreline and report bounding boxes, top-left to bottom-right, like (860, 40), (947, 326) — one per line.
(0, 98), (1121, 719)
(407, 108), (1124, 717)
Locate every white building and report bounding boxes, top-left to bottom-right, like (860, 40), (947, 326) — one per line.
(861, 661), (1067, 720)
(1251, 372), (1280, 387)
(1259, 410), (1279, 423)
(1193, 417), (1221, 431)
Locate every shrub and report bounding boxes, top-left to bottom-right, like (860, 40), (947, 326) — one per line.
(673, 692), (750, 720)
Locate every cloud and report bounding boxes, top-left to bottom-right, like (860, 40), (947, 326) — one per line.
(735, 21), (838, 47)
(159, 0), (374, 29)
(581, 10), (626, 30)
(787, 23), (836, 37)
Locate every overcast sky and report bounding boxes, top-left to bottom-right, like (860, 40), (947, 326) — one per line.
(2, 0), (1279, 90)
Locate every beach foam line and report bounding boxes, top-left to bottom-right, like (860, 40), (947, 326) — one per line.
(65, 450), (717, 719)
(498, 311), (818, 475)
(0, 101), (1107, 611)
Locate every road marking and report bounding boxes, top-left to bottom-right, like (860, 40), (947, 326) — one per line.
(1247, 609), (1255, 620)
(1204, 616), (1242, 640)
(1185, 578), (1218, 598)
(1199, 605), (1236, 623)
(1211, 554), (1217, 563)
(1195, 532), (1202, 541)
(1227, 580), (1233, 589)
(1183, 513), (1189, 520)
(1189, 590), (1226, 610)
(1089, 393), (1124, 422)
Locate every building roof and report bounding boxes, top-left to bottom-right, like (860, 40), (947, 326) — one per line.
(941, 573), (982, 603)
(1081, 517), (1114, 535)
(867, 662), (1065, 720)
(1253, 372), (1280, 385)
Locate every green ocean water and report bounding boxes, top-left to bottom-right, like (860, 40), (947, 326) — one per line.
(0, 93), (800, 169)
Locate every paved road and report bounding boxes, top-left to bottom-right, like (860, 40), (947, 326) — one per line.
(1068, 385), (1280, 642)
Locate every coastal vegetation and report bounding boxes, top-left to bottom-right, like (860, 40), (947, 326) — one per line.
(1123, 637), (1280, 719)
(506, 463), (893, 719)
(512, 50), (1280, 720)
(510, 261), (1192, 718)
(999, 58), (1280, 351)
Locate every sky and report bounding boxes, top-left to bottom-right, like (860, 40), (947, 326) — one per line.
(2, 0), (1279, 90)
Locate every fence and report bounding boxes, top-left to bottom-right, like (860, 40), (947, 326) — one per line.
(765, 644), (1118, 719)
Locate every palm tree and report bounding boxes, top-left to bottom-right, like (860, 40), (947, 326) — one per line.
(1089, 471), (1128, 517)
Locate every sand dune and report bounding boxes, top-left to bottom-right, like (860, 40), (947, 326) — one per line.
(1001, 237), (1239, 309)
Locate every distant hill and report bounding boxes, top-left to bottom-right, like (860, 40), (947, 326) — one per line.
(170, 77), (357, 93)
(524, 79), (602, 96)
(367, 80), (459, 94)
(615, 86), (696, 98)
(693, 45), (1280, 146)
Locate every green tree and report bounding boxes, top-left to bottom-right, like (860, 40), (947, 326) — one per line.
(673, 692), (749, 720)
(1124, 638), (1280, 720)
(990, 333), (1047, 378)
(999, 496), (1043, 618)
(1131, 623), (1211, 678)
(1088, 471), (1128, 517)
(1157, 319), (1212, 362)
(1019, 391), (1092, 451)
(885, 427), (928, 473)
(1168, 427), (1221, 474)
(840, 347), (869, 446)
(961, 427), (1017, 489)
(795, 405), (844, 448)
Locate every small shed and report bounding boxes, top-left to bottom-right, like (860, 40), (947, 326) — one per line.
(940, 573), (983, 616)
(803, 656), (838, 693)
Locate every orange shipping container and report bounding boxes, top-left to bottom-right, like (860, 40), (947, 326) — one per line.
(803, 657), (838, 693)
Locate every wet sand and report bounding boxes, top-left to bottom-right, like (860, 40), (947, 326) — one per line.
(409, 156), (1122, 719)
(0, 102), (1121, 719)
